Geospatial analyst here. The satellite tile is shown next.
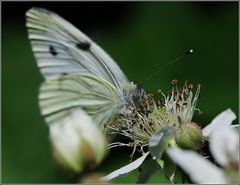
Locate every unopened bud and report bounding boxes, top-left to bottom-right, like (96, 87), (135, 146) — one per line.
(49, 109), (107, 172)
(175, 122), (203, 149)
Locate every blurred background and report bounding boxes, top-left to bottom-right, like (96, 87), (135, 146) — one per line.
(2, 1), (238, 183)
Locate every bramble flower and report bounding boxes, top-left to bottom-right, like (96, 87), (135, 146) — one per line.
(107, 80), (202, 156)
(102, 80), (203, 180)
(50, 109), (107, 173)
(168, 109), (239, 184)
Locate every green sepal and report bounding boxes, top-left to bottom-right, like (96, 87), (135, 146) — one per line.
(148, 126), (176, 159)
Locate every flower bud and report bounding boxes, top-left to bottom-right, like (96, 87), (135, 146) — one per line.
(175, 122), (203, 149)
(49, 109), (107, 173)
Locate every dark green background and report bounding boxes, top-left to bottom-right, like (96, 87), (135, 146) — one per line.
(2, 2), (239, 183)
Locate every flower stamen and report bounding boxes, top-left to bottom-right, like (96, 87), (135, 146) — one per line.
(107, 80), (201, 157)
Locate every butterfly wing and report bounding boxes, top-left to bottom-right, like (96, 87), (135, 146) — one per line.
(26, 7), (129, 92)
(39, 74), (120, 132)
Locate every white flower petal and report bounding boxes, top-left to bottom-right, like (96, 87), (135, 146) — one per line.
(202, 109), (236, 138)
(231, 124), (239, 128)
(167, 148), (227, 184)
(210, 124), (239, 167)
(101, 152), (149, 181)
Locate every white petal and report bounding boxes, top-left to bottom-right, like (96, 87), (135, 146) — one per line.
(167, 148), (227, 183)
(210, 124), (239, 167)
(101, 152), (149, 181)
(202, 109), (236, 138)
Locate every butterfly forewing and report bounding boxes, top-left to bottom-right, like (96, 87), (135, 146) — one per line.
(26, 8), (129, 92)
(39, 74), (119, 132)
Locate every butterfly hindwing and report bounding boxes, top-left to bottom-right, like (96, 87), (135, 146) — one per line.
(39, 74), (120, 132)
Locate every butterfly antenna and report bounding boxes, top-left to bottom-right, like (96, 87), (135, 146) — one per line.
(143, 49), (194, 84)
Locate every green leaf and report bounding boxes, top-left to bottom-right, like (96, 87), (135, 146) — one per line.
(148, 126), (176, 159)
(136, 157), (160, 183)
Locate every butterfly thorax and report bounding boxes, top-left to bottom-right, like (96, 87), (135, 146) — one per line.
(119, 82), (146, 115)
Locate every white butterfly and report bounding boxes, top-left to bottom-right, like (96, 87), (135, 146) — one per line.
(26, 8), (144, 133)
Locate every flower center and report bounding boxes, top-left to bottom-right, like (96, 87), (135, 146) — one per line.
(106, 80), (201, 158)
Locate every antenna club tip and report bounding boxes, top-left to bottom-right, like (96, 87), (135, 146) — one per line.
(185, 49), (194, 55)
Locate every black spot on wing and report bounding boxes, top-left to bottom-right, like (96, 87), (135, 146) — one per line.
(76, 41), (91, 50)
(49, 45), (58, 56)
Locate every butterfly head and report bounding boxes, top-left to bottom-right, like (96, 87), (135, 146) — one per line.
(118, 82), (147, 115)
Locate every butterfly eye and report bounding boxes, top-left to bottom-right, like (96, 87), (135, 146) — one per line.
(76, 41), (91, 50)
(49, 45), (58, 56)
